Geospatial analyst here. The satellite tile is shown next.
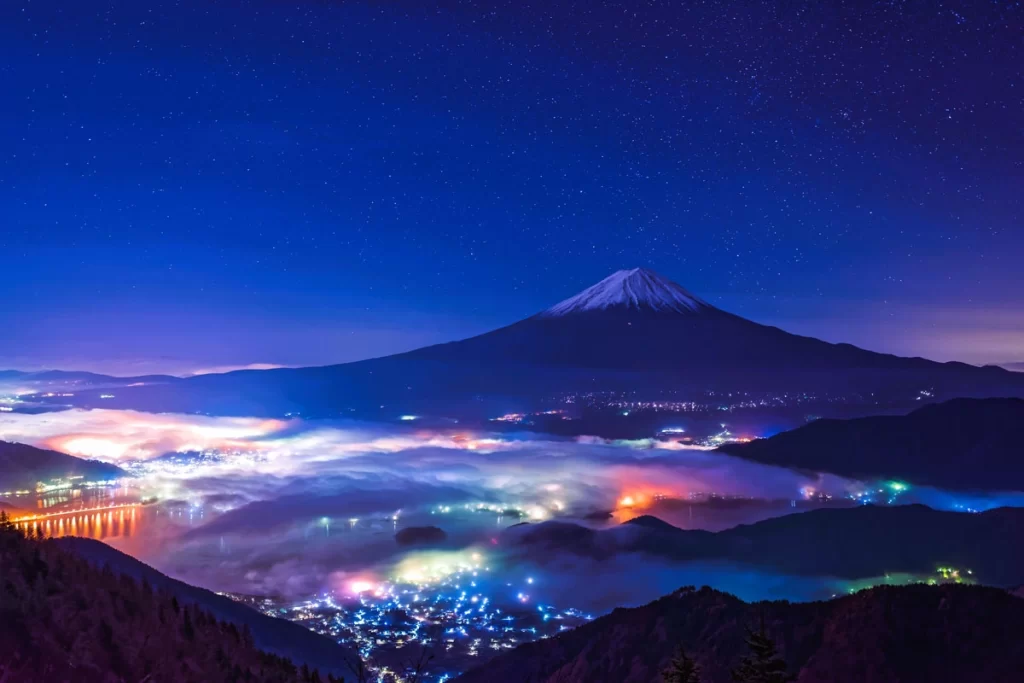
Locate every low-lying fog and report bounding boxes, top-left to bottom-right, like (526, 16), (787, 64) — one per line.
(3, 409), (1022, 613)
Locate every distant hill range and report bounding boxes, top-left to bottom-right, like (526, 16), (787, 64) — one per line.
(0, 369), (180, 415)
(0, 441), (125, 492)
(505, 504), (1024, 586)
(0, 524), (355, 682)
(719, 397), (1024, 491)
(17, 269), (1024, 419)
(453, 583), (1024, 683)
(0, 369), (178, 385)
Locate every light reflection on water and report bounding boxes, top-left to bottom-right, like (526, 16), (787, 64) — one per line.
(9, 487), (213, 560)
(16, 506), (140, 542)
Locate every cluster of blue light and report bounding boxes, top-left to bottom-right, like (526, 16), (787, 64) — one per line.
(230, 566), (591, 682)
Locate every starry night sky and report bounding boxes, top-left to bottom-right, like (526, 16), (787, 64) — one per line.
(2, 0), (1022, 375)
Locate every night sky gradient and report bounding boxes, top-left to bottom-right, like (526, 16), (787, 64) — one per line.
(3, 0), (1022, 375)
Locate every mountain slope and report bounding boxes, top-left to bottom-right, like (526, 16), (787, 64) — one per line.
(0, 441), (125, 492)
(719, 397), (1024, 490)
(56, 269), (1024, 417)
(56, 537), (360, 676)
(395, 268), (943, 372)
(453, 584), (1024, 683)
(0, 523), (349, 682)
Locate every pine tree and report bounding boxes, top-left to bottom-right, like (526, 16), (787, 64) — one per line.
(731, 616), (794, 683)
(182, 608), (195, 640)
(663, 645), (701, 683)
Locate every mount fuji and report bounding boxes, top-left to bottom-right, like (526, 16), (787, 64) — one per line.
(390, 267), (991, 375)
(53, 268), (1024, 420)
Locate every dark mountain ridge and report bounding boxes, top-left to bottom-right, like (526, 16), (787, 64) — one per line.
(0, 441), (126, 492)
(719, 397), (1024, 491)
(454, 583), (1024, 683)
(505, 504), (1024, 586)
(55, 537), (360, 676)
(0, 369), (179, 384)
(0, 521), (354, 682)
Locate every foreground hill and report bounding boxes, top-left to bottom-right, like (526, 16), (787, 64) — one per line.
(57, 537), (360, 677)
(719, 397), (1024, 491)
(51, 269), (1024, 419)
(505, 504), (1024, 586)
(0, 440), (125, 492)
(454, 583), (1024, 683)
(0, 520), (353, 682)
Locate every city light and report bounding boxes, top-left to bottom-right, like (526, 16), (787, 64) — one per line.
(229, 552), (592, 682)
(348, 579), (377, 594)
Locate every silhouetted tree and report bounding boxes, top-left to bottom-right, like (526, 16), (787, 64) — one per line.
(397, 640), (436, 683)
(663, 645), (701, 683)
(731, 616), (794, 683)
(182, 609), (195, 640)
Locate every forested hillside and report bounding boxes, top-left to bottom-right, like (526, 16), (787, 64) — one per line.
(0, 514), (345, 682)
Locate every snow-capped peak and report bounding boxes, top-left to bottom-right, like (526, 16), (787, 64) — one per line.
(541, 268), (711, 317)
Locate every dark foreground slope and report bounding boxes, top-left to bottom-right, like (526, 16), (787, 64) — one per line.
(0, 521), (356, 681)
(455, 584), (1024, 683)
(505, 505), (1024, 585)
(0, 440), (125, 491)
(719, 397), (1024, 491)
(55, 537), (359, 678)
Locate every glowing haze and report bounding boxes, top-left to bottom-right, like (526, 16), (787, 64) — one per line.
(4, 408), (1024, 611)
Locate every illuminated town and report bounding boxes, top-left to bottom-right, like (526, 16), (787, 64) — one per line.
(556, 389), (873, 413)
(840, 566), (976, 597)
(227, 550), (592, 683)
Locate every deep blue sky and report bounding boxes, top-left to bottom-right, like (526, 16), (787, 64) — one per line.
(2, 0), (1021, 375)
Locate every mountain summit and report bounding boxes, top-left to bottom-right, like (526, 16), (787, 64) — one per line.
(542, 268), (710, 317)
